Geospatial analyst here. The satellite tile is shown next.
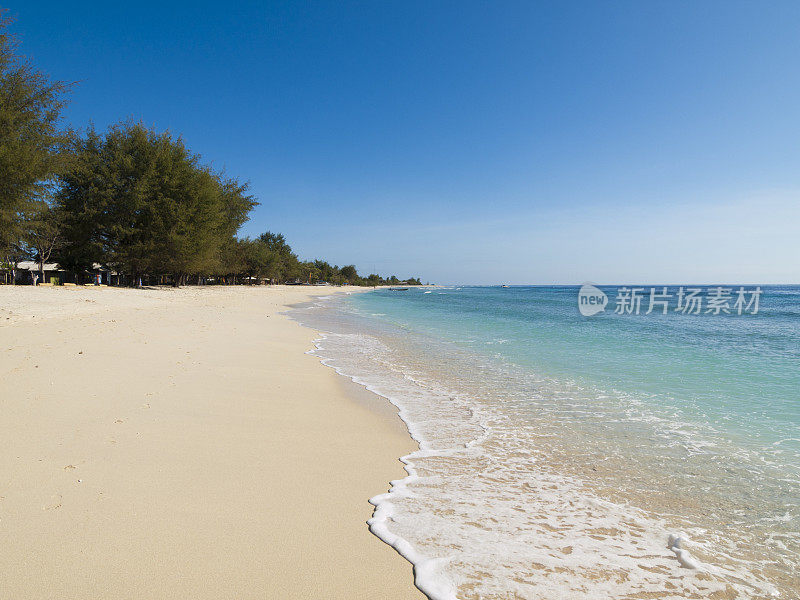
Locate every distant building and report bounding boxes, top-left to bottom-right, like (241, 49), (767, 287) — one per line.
(4, 261), (113, 285)
(14, 261), (66, 285)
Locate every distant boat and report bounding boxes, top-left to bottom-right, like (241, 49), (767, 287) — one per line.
(501, 284), (510, 288)
(388, 287), (409, 291)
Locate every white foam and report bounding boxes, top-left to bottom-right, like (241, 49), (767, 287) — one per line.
(289, 298), (790, 599)
(305, 333), (730, 598)
(668, 533), (702, 570)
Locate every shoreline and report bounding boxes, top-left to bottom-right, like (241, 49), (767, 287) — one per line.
(293, 287), (795, 599)
(305, 332), (456, 600)
(0, 285), (422, 599)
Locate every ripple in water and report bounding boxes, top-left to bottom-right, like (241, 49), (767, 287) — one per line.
(290, 292), (797, 599)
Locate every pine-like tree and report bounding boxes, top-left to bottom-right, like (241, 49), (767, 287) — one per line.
(0, 11), (71, 279)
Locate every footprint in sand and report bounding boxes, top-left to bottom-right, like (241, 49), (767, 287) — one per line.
(44, 494), (62, 510)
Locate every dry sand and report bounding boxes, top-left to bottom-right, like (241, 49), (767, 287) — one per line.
(0, 285), (422, 599)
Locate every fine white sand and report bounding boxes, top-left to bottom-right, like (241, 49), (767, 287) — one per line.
(0, 284), (421, 599)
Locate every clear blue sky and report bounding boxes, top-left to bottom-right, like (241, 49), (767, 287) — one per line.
(12, 1), (800, 284)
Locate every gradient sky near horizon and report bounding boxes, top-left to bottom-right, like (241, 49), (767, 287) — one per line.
(12, 1), (800, 284)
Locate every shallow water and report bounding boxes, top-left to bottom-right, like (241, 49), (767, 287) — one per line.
(291, 286), (799, 599)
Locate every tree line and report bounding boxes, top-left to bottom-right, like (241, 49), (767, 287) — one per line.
(0, 13), (423, 287)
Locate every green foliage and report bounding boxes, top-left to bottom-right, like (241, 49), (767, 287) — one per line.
(238, 236), (277, 282)
(0, 11), (426, 287)
(52, 120), (424, 286)
(56, 121), (256, 281)
(21, 198), (63, 270)
(55, 128), (106, 272)
(0, 11), (71, 264)
(339, 265), (357, 282)
(258, 231), (300, 281)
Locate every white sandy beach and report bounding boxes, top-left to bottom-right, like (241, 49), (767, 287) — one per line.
(0, 285), (421, 599)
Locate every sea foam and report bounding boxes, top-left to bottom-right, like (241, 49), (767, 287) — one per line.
(289, 293), (793, 599)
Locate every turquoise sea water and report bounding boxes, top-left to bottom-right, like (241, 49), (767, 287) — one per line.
(293, 286), (799, 599)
